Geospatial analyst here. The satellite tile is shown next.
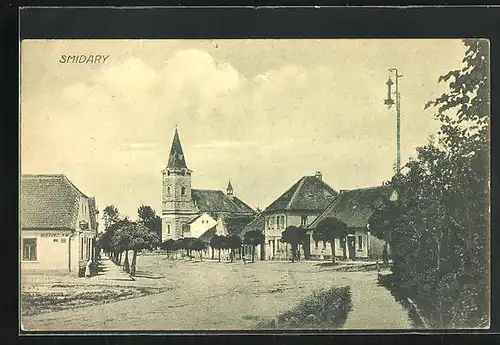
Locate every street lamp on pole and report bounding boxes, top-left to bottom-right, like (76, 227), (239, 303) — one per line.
(384, 68), (403, 175)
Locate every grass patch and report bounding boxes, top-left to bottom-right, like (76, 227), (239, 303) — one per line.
(256, 286), (352, 329)
(21, 285), (166, 317)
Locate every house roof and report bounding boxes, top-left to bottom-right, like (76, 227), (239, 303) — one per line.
(224, 216), (255, 236)
(166, 128), (189, 170)
(263, 176), (338, 214)
(238, 214), (265, 239)
(186, 214), (204, 225)
(192, 189), (255, 215)
(21, 174), (87, 230)
(307, 186), (394, 230)
(198, 226), (217, 243)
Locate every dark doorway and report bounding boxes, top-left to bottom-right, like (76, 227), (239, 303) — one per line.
(347, 236), (356, 260)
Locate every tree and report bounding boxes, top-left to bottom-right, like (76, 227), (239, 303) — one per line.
(111, 220), (134, 273)
(210, 235), (227, 262)
(227, 234), (242, 262)
(189, 238), (208, 261)
(102, 205), (120, 229)
(313, 217), (349, 263)
(280, 226), (307, 263)
(373, 39), (489, 328)
(137, 205), (162, 246)
(100, 218), (129, 264)
(160, 239), (177, 258)
(243, 230), (265, 263)
(176, 237), (196, 259)
(369, 198), (401, 263)
(128, 223), (159, 276)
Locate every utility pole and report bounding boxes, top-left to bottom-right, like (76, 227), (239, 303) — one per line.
(384, 68), (403, 175)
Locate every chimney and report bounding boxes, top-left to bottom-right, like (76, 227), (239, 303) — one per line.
(339, 189), (348, 194)
(315, 171), (322, 181)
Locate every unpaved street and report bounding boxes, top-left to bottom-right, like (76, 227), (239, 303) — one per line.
(22, 256), (411, 331)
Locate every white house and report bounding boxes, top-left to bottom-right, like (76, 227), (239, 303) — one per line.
(260, 172), (339, 260)
(20, 174), (99, 275)
(307, 185), (397, 261)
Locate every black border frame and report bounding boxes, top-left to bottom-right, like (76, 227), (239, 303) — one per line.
(3, 4), (499, 343)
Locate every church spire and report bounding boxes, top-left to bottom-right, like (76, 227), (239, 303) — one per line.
(226, 179), (233, 196)
(167, 127), (188, 170)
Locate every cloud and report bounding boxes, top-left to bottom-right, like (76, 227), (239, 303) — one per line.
(21, 40), (466, 218)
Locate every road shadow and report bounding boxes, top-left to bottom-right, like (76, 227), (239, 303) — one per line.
(377, 273), (427, 329)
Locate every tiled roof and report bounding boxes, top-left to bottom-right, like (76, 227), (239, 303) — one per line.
(224, 216), (255, 236)
(167, 128), (189, 170)
(308, 186), (394, 230)
(192, 189), (255, 215)
(238, 214), (265, 239)
(198, 226), (217, 243)
(21, 174), (86, 229)
(230, 197), (255, 214)
(186, 214), (203, 225)
(264, 176), (338, 213)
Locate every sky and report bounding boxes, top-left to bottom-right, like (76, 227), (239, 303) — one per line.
(21, 39), (467, 220)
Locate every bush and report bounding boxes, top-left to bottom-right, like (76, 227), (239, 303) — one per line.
(257, 286), (352, 329)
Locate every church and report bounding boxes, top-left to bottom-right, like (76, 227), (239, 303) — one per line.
(161, 128), (256, 242)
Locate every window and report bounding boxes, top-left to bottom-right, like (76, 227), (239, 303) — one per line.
(358, 235), (363, 250)
(167, 225), (171, 234)
(281, 216), (285, 228)
(61, 238), (67, 243)
(301, 215), (308, 226)
(167, 186), (171, 196)
(276, 216), (280, 228)
(323, 240), (326, 249)
(315, 240), (319, 249)
(53, 238), (59, 242)
(181, 186), (186, 196)
(81, 238), (84, 259)
(167, 171), (170, 176)
(23, 238), (37, 261)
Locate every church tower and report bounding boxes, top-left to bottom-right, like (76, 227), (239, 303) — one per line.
(161, 128), (197, 241)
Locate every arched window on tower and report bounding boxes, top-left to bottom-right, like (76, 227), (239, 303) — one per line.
(167, 186), (171, 196)
(181, 186), (186, 196)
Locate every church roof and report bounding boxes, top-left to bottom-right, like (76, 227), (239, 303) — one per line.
(307, 186), (395, 230)
(238, 214), (265, 239)
(167, 128), (189, 170)
(263, 175), (338, 214)
(192, 189), (255, 214)
(21, 174), (88, 230)
(230, 196), (255, 214)
(224, 216), (255, 236)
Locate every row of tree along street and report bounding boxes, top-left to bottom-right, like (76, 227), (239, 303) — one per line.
(97, 205), (161, 276)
